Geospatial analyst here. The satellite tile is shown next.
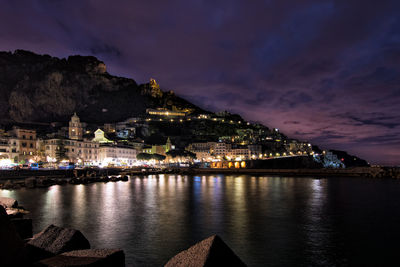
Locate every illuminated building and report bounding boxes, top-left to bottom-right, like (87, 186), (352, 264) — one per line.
(228, 147), (251, 160)
(44, 138), (100, 165)
(142, 145), (166, 155)
(191, 150), (212, 161)
(0, 127), (39, 163)
(0, 133), (12, 166)
(323, 151), (345, 168)
(186, 141), (252, 160)
(68, 112), (83, 140)
(142, 137), (174, 156)
(92, 129), (113, 144)
(98, 145), (137, 167)
(146, 108), (186, 117)
(186, 142), (217, 161)
(214, 142), (232, 157)
(248, 144), (262, 158)
(186, 142), (217, 151)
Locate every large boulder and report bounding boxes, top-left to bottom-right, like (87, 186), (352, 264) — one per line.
(0, 205), (27, 265)
(35, 249), (125, 267)
(164, 235), (247, 267)
(26, 224), (90, 262)
(0, 196), (18, 208)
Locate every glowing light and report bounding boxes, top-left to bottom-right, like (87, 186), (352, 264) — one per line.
(0, 159), (13, 168)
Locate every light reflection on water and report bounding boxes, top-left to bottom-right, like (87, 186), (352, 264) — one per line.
(2, 175), (400, 266)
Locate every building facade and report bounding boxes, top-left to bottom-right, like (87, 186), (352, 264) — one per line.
(43, 138), (100, 165)
(98, 145), (137, 167)
(69, 113), (83, 140)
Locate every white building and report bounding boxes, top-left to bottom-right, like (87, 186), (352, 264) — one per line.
(43, 138), (100, 165)
(227, 147), (251, 160)
(98, 145), (137, 167)
(186, 141), (253, 161)
(214, 142), (232, 157)
(186, 142), (217, 161)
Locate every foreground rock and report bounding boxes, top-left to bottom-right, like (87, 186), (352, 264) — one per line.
(0, 196), (18, 208)
(27, 224), (91, 262)
(35, 249), (125, 267)
(0, 205), (27, 265)
(165, 235), (246, 267)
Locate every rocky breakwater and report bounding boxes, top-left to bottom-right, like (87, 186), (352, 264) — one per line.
(0, 204), (125, 266)
(0, 196), (32, 239)
(363, 167), (400, 179)
(0, 174), (129, 190)
(0, 202), (247, 266)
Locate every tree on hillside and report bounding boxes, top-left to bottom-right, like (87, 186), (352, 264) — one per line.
(152, 154), (166, 161)
(137, 153), (166, 161)
(137, 153), (153, 161)
(167, 150), (196, 159)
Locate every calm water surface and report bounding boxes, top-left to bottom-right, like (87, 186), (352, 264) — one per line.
(1, 175), (400, 266)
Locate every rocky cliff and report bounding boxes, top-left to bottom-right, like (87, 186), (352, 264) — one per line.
(0, 50), (203, 124)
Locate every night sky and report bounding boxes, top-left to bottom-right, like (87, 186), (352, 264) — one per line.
(1, 0), (399, 165)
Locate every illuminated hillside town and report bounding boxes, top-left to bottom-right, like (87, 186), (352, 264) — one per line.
(0, 80), (348, 170)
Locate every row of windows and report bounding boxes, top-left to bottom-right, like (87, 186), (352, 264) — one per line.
(104, 149), (135, 154)
(46, 140), (98, 148)
(21, 143), (34, 148)
(1, 149), (21, 153)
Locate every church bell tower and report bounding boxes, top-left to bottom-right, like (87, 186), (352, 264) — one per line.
(69, 112), (83, 140)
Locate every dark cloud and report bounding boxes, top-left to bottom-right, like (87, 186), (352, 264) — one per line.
(349, 115), (400, 129)
(1, 0), (400, 164)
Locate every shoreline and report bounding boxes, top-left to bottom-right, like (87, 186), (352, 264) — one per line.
(0, 166), (398, 183)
